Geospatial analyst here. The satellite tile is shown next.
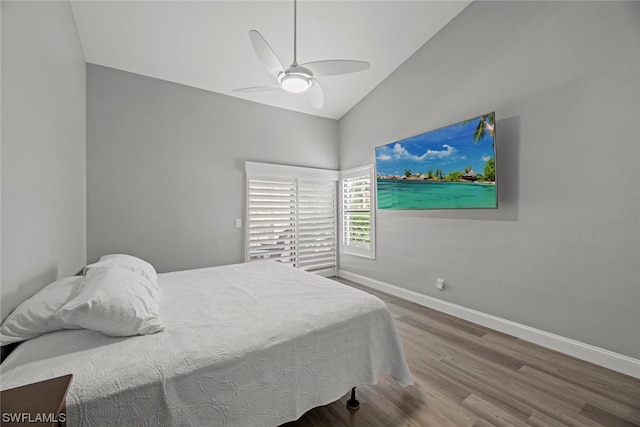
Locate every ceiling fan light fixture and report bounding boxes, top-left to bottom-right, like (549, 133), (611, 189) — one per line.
(280, 73), (311, 93)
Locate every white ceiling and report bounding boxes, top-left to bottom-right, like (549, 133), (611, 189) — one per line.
(70, 1), (471, 120)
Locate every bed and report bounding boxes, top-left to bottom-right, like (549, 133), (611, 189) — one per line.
(0, 260), (412, 426)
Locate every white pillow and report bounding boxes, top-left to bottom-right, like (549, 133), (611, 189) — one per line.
(56, 266), (165, 337)
(0, 276), (83, 345)
(84, 254), (158, 285)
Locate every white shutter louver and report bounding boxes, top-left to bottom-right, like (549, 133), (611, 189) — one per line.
(298, 179), (337, 273)
(340, 165), (375, 259)
(341, 176), (371, 249)
(247, 178), (297, 265)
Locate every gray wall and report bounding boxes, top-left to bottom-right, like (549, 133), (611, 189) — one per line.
(87, 65), (338, 273)
(1, 1), (87, 319)
(339, 1), (640, 359)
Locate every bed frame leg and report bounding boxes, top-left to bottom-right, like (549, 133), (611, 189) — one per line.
(346, 387), (360, 411)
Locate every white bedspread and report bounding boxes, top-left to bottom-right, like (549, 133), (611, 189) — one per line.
(0, 261), (412, 426)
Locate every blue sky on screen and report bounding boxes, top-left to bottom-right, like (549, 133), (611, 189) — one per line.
(375, 116), (494, 176)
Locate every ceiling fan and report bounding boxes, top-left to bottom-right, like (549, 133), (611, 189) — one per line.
(233, 0), (370, 109)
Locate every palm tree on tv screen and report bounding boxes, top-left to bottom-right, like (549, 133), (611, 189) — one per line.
(462, 112), (495, 144)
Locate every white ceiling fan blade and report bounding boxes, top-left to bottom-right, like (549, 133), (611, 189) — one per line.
(301, 60), (370, 77)
(307, 79), (324, 109)
(233, 85), (282, 93)
(249, 30), (285, 77)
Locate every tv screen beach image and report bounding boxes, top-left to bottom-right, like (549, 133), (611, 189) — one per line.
(375, 112), (497, 210)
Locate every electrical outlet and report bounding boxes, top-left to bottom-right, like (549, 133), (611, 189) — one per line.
(435, 278), (445, 291)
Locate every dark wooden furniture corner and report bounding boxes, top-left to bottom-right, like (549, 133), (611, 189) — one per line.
(1, 374), (73, 427)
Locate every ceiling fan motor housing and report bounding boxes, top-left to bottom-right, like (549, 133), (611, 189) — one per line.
(278, 66), (313, 93)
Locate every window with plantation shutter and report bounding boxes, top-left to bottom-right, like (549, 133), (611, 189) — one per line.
(340, 165), (376, 259)
(245, 162), (338, 276)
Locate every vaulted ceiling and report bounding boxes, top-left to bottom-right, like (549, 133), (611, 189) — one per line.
(70, 1), (471, 119)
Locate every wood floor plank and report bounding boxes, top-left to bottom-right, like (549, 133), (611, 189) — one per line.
(579, 402), (640, 427)
(417, 407), (464, 427)
(426, 359), (535, 421)
(438, 353), (588, 426)
(483, 333), (640, 410)
(526, 411), (577, 427)
(397, 315), (525, 372)
(283, 278), (640, 427)
(518, 365), (640, 425)
(461, 393), (530, 427)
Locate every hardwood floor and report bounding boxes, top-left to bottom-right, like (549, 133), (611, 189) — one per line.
(282, 278), (640, 427)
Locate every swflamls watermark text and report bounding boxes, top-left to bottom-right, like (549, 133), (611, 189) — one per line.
(2, 412), (66, 423)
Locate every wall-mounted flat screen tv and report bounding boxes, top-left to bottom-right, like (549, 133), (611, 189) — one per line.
(375, 112), (497, 210)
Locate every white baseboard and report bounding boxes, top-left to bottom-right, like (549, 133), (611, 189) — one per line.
(338, 270), (640, 379)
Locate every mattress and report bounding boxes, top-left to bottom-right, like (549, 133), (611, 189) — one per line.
(0, 261), (412, 426)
